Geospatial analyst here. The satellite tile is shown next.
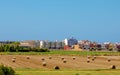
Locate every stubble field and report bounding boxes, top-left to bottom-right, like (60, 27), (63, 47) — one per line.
(0, 51), (120, 75)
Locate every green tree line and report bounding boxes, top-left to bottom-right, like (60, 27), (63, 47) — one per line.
(0, 44), (49, 52)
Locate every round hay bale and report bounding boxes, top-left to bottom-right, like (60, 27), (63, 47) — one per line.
(108, 59), (111, 62)
(87, 59), (90, 63)
(26, 56), (30, 59)
(87, 56), (91, 59)
(54, 66), (60, 70)
(61, 57), (64, 60)
(73, 57), (76, 60)
(41, 58), (45, 61)
(42, 62), (47, 66)
(111, 65), (116, 69)
(49, 56), (52, 59)
(12, 59), (15, 62)
(92, 58), (95, 61)
(63, 60), (67, 63)
(93, 56), (96, 59)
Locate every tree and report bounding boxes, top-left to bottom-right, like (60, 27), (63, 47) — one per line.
(0, 44), (4, 52)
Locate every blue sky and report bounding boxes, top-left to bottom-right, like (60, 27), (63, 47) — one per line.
(0, 0), (120, 42)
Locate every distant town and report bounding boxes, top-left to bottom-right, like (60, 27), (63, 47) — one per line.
(0, 37), (120, 51)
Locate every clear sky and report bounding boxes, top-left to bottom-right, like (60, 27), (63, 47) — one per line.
(0, 0), (120, 42)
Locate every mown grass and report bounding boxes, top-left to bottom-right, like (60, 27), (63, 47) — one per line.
(16, 69), (120, 75)
(0, 50), (120, 56)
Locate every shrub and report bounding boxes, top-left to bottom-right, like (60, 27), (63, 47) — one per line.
(39, 48), (49, 52)
(34, 48), (50, 52)
(0, 44), (50, 52)
(18, 47), (30, 52)
(109, 48), (113, 51)
(0, 65), (15, 75)
(0, 68), (4, 75)
(103, 54), (108, 56)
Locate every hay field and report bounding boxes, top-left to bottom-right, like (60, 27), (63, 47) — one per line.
(0, 55), (120, 70)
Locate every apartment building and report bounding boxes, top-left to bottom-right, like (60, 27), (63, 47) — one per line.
(20, 40), (40, 48)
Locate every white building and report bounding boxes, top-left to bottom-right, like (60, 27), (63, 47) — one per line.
(64, 38), (68, 45)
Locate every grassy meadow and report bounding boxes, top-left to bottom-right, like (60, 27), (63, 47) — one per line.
(16, 69), (120, 75)
(0, 50), (120, 56)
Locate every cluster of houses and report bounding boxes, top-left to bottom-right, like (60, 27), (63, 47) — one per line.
(20, 40), (65, 49)
(0, 37), (120, 51)
(19, 37), (120, 51)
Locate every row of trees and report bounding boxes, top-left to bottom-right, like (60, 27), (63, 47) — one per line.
(0, 44), (49, 52)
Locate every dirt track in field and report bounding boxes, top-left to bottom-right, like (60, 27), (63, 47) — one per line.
(0, 55), (120, 70)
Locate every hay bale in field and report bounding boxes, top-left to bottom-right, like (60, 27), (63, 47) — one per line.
(49, 56), (52, 59)
(107, 59), (111, 62)
(61, 57), (64, 60)
(41, 58), (45, 61)
(111, 65), (116, 69)
(92, 58), (95, 61)
(26, 56), (30, 59)
(87, 56), (91, 59)
(42, 62), (47, 66)
(63, 60), (67, 63)
(87, 59), (90, 63)
(93, 56), (96, 59)
(12, 59), (15, 62)
(54, 66), (60, 70)
(73, 57), (76, 60)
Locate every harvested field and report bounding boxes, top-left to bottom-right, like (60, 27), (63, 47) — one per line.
(0, 55), (120, 70)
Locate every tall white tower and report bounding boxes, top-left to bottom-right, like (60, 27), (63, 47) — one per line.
(64, 38), (68, 45)
(40, 41), (43, 48)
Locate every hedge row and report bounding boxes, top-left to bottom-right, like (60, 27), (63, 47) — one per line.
(0, 44), (50, 52)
